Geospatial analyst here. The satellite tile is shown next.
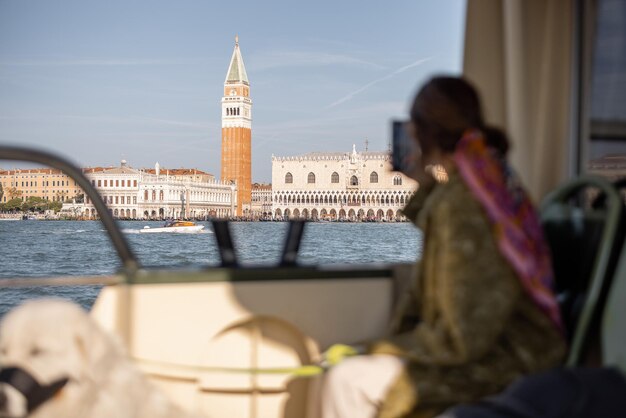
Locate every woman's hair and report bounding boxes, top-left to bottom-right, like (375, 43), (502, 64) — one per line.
(410, 76), (509, 156)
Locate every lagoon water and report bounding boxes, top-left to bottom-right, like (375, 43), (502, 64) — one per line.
(0, 220), (422, 317)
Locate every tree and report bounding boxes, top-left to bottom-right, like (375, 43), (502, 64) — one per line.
(74, 193), (85, 203)
(0, 182), (3, 202)
(6, 187), (22, 200)
(22, 196), (47, 212)
(4, 198), (23, 212)
(47, 201), (63, 212)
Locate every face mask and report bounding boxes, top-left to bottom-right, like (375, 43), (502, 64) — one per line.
(0, 367), (68, 414)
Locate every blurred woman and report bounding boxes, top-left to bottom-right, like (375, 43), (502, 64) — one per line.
(321, 76), (566, 418)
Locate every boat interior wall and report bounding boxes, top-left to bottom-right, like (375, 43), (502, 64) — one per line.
(541, 175), (624, 366)
(91, 273), (394, 418)
(464, 0), (574, 202)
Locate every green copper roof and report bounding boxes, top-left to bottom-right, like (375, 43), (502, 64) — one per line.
(225, 39), (249, 84)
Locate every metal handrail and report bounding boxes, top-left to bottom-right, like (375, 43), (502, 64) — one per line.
(0, 145), (139, 273)
(541, 174), (623, 366)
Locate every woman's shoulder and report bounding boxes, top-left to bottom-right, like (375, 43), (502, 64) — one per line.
(425, 171), (483, 216)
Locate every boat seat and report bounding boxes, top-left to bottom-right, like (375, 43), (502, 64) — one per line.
(540, 175), (624, 366)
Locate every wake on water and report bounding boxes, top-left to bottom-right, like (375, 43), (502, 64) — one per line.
(121, 228), (213, 234)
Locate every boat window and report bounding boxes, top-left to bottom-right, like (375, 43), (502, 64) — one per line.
(588, 0), (626, 177)
(0, 2), (467, 316)
(0, 160), (118, 316)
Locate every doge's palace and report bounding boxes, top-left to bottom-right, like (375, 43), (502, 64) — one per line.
(272, 145), (418, 221)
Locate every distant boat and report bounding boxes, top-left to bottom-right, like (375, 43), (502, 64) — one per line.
(139, 219), (204, 234)
(22, 214), (37, 220)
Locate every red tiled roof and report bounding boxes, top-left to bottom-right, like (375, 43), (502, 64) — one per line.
(0, 168), (65, 175)
(252, 183), (272, 190)
(82, 167), (108, 173)
(143, 168), (212, 176)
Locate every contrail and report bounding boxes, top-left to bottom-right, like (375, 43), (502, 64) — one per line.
(326, 57), (433, 109)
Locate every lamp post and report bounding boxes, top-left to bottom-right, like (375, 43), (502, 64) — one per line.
(180, 192), (185, 219)
(230, 182), (236, 218)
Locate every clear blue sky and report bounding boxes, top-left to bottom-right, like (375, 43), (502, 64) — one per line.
(0, 0), (466, 182)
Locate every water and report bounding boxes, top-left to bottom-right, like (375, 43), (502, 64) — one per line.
(0, 220), (422, 317)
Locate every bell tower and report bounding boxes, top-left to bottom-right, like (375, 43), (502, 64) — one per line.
(221, 35), (252, 216)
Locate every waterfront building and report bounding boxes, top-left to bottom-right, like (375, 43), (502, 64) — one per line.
(221, 35), (252, 217)
(0, 168), (82, 203)
(82, 161), (236, 219)
(271, 145), (418, 221)
(251, 183), (272, 219)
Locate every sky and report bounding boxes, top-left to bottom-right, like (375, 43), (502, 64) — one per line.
(0, 0), (466, 182)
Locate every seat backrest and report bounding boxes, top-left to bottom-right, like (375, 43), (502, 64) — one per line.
(540, 175), (623, 367)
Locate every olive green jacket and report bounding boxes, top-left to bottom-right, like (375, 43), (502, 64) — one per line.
(369, 172), (566, 418)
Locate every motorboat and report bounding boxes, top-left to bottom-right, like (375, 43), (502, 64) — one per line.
(139, 219), (204, 233)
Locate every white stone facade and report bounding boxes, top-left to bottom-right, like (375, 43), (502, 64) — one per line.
(82, 161), (236, 219)
(251, 183), (272, 219)
(271, 146), (418, 221)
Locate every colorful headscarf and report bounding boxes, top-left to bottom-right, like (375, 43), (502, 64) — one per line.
(453, 130), (563, 332)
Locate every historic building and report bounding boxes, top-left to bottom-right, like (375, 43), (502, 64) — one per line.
(0, 168), (83, 203)
(271, 146), (418, 221)
(251, 183), (272, 219)
(221, 35), (252, 217)
(82, 161), (236, 219)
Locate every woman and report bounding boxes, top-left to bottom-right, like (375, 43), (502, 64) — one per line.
(321, 76), (566, 418)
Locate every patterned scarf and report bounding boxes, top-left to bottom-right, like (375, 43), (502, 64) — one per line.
(453, 130), (563, 332)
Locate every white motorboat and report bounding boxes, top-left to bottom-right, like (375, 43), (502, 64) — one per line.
(139, 220), (204, 233)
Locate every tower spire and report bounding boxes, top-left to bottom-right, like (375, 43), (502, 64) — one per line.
(225, 35), (249, 85)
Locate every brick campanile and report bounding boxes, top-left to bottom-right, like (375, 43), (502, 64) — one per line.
(221, 35), (252, 217)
